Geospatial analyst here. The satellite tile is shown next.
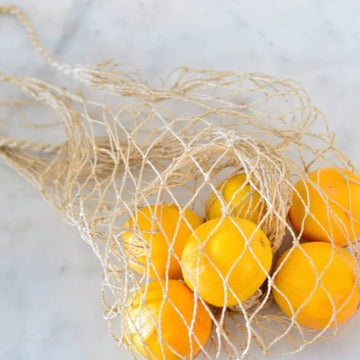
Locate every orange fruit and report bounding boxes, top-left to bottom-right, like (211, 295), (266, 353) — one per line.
(289, 167), (360, 246)
(181, 217), (273, 307)
(273, 242), (360, 329)
(206, 174), (265, 223)
(124, 280), (212, 360)
(124, 204), (202, 280)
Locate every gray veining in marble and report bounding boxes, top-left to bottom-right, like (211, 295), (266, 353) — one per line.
(1, 0), (360, 359)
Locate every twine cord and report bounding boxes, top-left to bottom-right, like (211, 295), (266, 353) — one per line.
(0, 5), (359, 360)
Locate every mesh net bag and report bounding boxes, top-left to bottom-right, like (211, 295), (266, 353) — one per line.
(1, 6), (359, 360)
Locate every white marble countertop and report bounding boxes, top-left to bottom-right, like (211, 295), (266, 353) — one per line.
(1, 0), (360, 359)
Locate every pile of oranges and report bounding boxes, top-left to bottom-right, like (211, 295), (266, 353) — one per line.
(122, 167), (360, 360)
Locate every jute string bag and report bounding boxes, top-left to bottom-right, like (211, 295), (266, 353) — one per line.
(1, 6), (359, 359)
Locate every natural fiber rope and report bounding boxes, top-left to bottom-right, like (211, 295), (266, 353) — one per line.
(1, 5), (359, 360)
(0, 5), (69, 73)
(0, 136), (61, 153)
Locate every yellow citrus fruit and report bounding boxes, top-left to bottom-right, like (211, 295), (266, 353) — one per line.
(289, 167), (360, 246)
(124, 204), (203, 280)
(206, 174), (265, 223)
(124, 280), (212, 360)
(181, 217), (273, 307)
(273, 242), (360, 329)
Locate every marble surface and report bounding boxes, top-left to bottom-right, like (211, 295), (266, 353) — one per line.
(1, 0), (360, 359)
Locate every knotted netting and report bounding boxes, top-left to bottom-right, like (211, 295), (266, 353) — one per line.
(1, 6), (359, 360)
